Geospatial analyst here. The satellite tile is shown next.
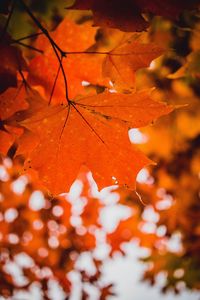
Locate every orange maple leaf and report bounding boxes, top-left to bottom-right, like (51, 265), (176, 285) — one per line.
(102, 34), (163, 91)
(19, 90), (172, 194)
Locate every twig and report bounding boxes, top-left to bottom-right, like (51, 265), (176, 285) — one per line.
(12, 39), (43, 53)
(18, 0), (70, 103)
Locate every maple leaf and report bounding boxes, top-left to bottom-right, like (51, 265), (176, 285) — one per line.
(102, 34), (163, 91)
(19, 90), (172, 194)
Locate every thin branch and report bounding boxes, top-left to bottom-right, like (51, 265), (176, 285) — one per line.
(12, 31), (43, 42)
(12, 40), (43, 53)
(18, 0), (65, 55)
(18, 0), (70, 103)
(51, 43), (70, 102)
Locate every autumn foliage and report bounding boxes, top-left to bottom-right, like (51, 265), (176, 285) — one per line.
(0, 0), (200, 299)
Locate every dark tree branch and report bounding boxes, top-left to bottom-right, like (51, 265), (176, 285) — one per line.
(18, 0), (70, 103)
